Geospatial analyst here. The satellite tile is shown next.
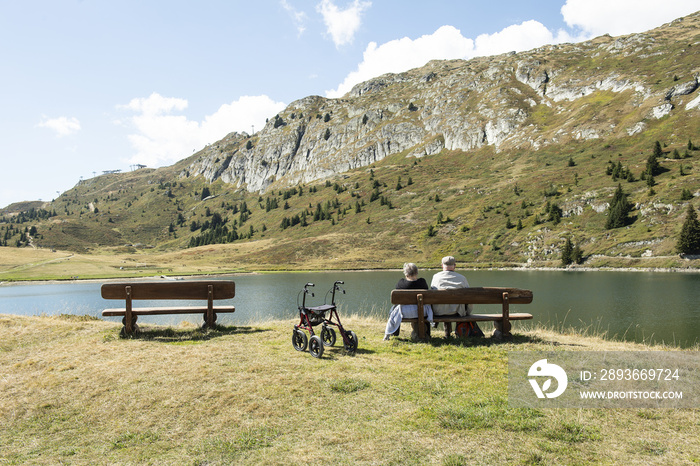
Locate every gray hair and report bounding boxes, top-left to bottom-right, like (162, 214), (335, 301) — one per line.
(441, 256), (456, 267)
(403, 262), (418, 278)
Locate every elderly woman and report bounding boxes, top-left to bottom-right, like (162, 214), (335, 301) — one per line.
(396, 262), (428, 290)
(384, 263), (433, 340)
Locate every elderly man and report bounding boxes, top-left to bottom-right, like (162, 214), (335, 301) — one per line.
(431, 256), (472, 338)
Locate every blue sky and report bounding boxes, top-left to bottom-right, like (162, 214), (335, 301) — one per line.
(1, 0), (697, 208)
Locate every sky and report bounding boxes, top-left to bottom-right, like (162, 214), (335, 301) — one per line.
(1, 0), (698, 208)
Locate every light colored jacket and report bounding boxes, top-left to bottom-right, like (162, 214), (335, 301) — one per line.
(430, 270), (472, 316)
(384, 304), (433, 337)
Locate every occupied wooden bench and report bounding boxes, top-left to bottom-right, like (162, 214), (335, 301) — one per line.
(101, 280), (235, 335)
(390, 287), (533, 340)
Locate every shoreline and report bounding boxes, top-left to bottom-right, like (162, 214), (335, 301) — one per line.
(1, 312), (697, 350)
(2, 263), (700, 286)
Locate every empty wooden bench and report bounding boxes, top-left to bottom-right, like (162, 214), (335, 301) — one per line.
(101, 280), (235, 335)
(390, 287), (533, 340)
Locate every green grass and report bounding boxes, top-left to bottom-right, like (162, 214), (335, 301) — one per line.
(1, 314), (698, 465)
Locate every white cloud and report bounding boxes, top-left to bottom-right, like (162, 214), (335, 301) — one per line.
(327, 2), (698, 99)
(119, 93), (286, 167)
(327, 26), (474, 97)
(474, 20), (574, 57)
(317, 0), (371, 47)
(120, 93), (188, 116)
(281, 0), (308, 36)
(561, 0), (699, 37)
(326, 21), (574, 98)
(37, 115), (81, 137)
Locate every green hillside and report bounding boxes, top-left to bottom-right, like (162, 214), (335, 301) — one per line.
(2, 130), (698, 272)
(2, 13), (700, 275)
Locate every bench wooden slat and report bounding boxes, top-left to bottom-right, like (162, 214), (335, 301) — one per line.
(102, 306), (235, 317)
(391, 287), (532, 305)
(401, 313), (533, 323)
(101, 281), (235, 300)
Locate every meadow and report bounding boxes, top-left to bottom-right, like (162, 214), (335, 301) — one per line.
(1, 314), (697, 465)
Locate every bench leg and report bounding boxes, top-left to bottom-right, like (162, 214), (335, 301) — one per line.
(416, 294), (428, 341)
(203, 284), (216, 329)
(124, 286), (134, 334)
(494, 292), (512, 338)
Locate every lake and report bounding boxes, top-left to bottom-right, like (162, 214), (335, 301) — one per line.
(1, 270), (698, 348)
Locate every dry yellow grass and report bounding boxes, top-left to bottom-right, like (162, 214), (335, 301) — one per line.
(3, 244), (700, 283)
(0, 237), (406, 282)
(1, 314), (698, 465)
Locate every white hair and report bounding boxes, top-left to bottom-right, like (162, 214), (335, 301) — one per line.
(403, 262), (418, 278)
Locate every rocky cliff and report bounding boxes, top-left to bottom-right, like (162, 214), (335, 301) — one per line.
(183, 12), (700, 193)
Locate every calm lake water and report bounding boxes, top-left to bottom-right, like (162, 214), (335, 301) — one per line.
(1, 270), (698, 348)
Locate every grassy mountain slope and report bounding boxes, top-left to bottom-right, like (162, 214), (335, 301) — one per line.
(1, 13), (699, 274)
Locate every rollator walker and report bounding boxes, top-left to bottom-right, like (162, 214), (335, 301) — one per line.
(292, 281), (358, 358)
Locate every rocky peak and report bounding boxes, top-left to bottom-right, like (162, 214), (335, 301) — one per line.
(183, 11), (700, 193)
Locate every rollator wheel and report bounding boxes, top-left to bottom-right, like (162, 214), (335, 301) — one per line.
(292, 329), (308, 352)
(309, 335), (324, 358)
(321, 325), (336, 347)
(121, 316), (138, 326)
(202, 315), (217, 331)
(119, 323), (139, 338)
(120, 316), (138, 337)
(344, 330), (358, 354)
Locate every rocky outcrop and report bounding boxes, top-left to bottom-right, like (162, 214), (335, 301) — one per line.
(182, 12), (700, 193)
(665, 75), (699, 100)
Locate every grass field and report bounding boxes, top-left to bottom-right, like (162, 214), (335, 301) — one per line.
(1, 314), (697, 465)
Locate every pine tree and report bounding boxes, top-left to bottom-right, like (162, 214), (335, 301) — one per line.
(676, 205), (700, 255)
(605, 184), (632, 229)
(646, 153), (661, 177)
(547, 202), (562, 224)
(561, 238), (573, 266)
(572, 244), (584, 265)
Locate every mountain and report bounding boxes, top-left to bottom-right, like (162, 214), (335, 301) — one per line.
(183, 12), (699, 194)
(2, 12), (699, 271)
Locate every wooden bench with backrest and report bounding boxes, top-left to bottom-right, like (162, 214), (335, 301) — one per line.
(101, 280), (235, 335)
(390, 287), (533, 340)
